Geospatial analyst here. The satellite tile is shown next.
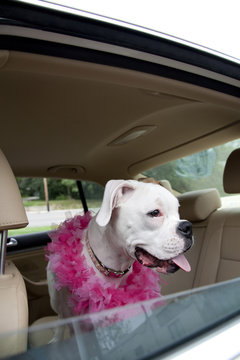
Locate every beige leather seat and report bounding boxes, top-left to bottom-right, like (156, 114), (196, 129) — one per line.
(194, 148), (240, 287)
(161, 188), (221, 295)
(163, 148), (240, 294)
(0, 149), (29, 358)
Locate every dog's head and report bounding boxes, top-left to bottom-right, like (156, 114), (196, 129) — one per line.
(96, 180), (193, 274)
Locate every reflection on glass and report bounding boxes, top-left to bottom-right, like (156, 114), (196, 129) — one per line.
(1, 277), (240, 359)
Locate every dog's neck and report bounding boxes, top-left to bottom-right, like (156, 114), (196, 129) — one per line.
(87, 216), (134, 274)
(86, 236), (131, 277)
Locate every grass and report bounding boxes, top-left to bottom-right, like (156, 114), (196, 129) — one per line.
(23, 199), (102, 210)
(8, 226), (52, 236)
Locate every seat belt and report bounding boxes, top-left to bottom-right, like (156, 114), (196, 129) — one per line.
(76, 180), (88, 214)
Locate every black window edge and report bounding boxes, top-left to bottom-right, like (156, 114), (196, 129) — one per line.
(7, 231), (51, 253)
(0, 34), (239, 98)
(0, 0), (240, 86)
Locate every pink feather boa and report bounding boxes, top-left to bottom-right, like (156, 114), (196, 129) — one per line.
(46, 212), (162, 315)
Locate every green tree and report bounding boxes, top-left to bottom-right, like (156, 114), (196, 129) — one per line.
(17, 178), (44, 199)
(17, 178), (104, 201)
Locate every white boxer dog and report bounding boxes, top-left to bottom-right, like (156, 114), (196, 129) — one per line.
(47, 179), (193, 328)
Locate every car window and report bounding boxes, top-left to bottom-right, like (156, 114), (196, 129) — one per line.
(143, 138), (240, 208)
(1, 277), (240, 359)
(8, 178), (104, 236)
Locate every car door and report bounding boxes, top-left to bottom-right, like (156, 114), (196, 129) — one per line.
(6, 178), (103, 323)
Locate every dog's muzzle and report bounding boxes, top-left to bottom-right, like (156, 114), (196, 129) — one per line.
(135, 221), (193, 274)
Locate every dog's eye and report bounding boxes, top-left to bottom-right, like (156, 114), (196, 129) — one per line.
(148, 209), (161, 217)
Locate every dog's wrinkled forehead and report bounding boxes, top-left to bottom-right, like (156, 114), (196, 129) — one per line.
(96, 179), (179, 227)
(134, 181), (178, 208)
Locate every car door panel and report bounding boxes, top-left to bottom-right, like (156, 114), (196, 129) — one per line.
(7, 240), (55, 324)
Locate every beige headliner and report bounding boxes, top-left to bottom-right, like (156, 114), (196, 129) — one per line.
(1, 51), (240, 185)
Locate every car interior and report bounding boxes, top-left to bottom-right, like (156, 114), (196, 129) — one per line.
(0, 4), (240, 358)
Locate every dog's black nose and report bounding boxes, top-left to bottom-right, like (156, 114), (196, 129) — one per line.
(177, 221), (192, 239)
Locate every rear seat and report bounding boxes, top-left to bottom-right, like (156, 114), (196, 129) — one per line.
(162, 148), (240, 295)
(194, 148), (240, 287)
(30, 154), (240, 345)
(193, 207), (240, 287)
(161, 188), (221, 295)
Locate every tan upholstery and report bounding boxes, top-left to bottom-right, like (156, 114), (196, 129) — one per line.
(0, 149), (28, 357)
(223, 148), (240, 193)
(163, 149), (240, 294)
(194, 208), (240, 287)
(158, 179), (173, 193)
(161, 189), (221, 295)
(29, 316), (58, 347)
(195, 149), (240, 286)
(137, 177), (173, 190)
(0, 149), (28, 230)
(178, 188), (221, 222)
(29, 316), (70, 348)
(0, 262), (28, 358)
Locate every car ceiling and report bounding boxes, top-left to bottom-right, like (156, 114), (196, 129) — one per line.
(0, 49), (240, 185)
(0, 0), (240, 185)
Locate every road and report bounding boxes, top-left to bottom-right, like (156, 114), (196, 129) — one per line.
(26, 208), (98, 227)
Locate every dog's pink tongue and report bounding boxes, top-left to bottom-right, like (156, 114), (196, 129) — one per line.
(172, 254), (191, 272)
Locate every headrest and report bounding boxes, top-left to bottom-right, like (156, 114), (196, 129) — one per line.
(0, 149), (28, 230)
(158, 179), (173, 193)
(178, 188), (221, 222)
(137, 177), (174, 193)
(223, 148), (240, 193)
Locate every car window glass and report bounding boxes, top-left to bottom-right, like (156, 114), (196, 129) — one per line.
(8, 178), (104, 236)
(1, 276), (240, 359)
(143, 138), (240, 208)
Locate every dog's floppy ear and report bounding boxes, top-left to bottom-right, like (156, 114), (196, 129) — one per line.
(96, 180), (135, 227)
